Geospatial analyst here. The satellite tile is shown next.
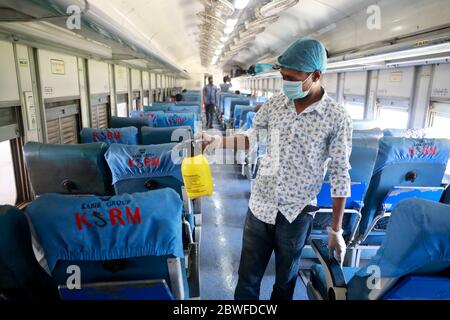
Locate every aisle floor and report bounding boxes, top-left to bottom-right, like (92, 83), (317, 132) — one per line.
(199, 164), (309, 300)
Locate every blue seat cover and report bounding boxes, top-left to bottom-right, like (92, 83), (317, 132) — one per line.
(80, 127), (138, 145)
(104, 143), (182, 185)
(153, 112), (197, 132)
(25, 190), (184, 272)
(360, 137), (450, 236)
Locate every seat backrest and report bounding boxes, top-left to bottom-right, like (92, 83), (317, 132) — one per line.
(320, 137), (380, 208)
(245, 111), (256, 129)
(233, 105), (253, 128)
(353, 119), (380, 130)
(24, 190), (187, 299)
(226, 99), (249, 121)
(24, 142), (113, 196)
(152, 112), (197, 133)
(383, 128), (429, 138)
(169, 105), (200, 114)
(353, 128), (383, 139)
(111, 116), (153, 143)
(143, 105), (171, 112)
(360, 137), (450, 234)
(104, 143), (183, 196)
(129, 110), (162, 119)
(80, 127), (138, 145)
(141, 126), (192, 145)
(347, 198), (450, 300)
(239, 108), (254, 128)
(0, 205), (59, 301)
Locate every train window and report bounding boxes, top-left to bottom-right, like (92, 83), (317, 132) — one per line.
(376, 98), (410, 129)
(429, 102), (450, 178)
(116, 93), (128, 117)
(429, 102), (450, 139)
(377, 107), (409, 129)
(343, 96), (365, 120)
(0, 140), (17, 205)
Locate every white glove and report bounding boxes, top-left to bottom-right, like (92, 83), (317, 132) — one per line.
(327, 226), (346, 267)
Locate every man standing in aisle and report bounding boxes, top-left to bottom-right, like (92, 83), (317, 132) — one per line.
(201, 38), (353, 300)
(203, 75), (218, 129)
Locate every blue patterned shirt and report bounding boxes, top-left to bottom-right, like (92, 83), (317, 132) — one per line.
(203, 84), (218, 105)
(244, 91), (353, 225)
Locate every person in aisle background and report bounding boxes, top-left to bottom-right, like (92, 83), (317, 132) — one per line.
(203, 75), (218, 129)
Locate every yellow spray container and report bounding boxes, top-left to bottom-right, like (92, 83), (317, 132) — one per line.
(181, 141), (214, 199)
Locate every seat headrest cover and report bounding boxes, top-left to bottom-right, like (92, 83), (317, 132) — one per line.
(383, 128), (428, 138)
(353, 128), (383, 139)
(169, 105), (200, 114)
(80, 127), (138, 145)
(104, 143), (182, 184)
(130, 111), (161, 121)
(153, 113), (196, 132)
(373, 137), (450, 175)
(141, 126), (192, 145)
(25, 190), (184, 271)
(356, 198), (450, 278)
(111, 116), (153, 129)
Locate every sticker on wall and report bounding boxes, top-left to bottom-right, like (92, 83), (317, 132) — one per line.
(44, 86), (54, 96)
(51, 59), (66, 75)
(19, 59), (29, 67)
(389, 71), (403, 82)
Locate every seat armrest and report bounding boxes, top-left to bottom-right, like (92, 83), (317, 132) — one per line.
(311, 239), (348, 299)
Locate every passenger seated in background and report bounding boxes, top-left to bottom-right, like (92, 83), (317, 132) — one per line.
(201, 38), (352, 300)
(182, 89), (187, 93)
(175, 93), (183, 102)
(234, 90), (241, 95)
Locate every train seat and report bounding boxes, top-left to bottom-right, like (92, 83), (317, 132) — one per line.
(24, 190), (191, 300)
(104, 143), (199, 244)
(352, 119), (380, 130)
(129, 110), (162, 120)
(0, 205), (59, 301)
(358, 137), (450, 246)
(111, 116), (154, 143)
(24, 142), (113, 196)
(307, 198), (450, 300)
(169, 105), (201, 114)
(225, 99), (249, 124)
(311, 136), (380, 245)
(239, 108), (254, 129)
(383, 128), (430, 138)
(141, 126), (193, 145)
(80, 127), (139, 145)
(219, 93), (237, 113)
(152, 112), (197, 133)
(143, 105), (172, 112)
(353, 128), (384, 139)
(233, 105), (254, 128)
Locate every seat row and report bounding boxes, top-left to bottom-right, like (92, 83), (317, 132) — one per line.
(240, 125), (450, 265)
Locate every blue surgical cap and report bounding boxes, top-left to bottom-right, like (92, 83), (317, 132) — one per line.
(277, 38), (328, 73)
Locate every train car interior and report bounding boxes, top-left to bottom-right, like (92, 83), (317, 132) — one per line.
(0, 0), (449, 303)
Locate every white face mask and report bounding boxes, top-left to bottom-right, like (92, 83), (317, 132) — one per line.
(282, 73), (313, 100)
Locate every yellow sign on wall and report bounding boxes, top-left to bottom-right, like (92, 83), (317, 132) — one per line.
(51, 59), (65, 75)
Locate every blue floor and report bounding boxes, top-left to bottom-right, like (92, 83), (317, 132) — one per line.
(199, 164), (309, 300)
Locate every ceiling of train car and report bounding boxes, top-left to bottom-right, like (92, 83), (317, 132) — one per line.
(86, 0), (450, 75)
(227, 0), (377, 66)
(89, 0), (205, 74)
